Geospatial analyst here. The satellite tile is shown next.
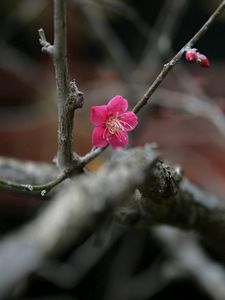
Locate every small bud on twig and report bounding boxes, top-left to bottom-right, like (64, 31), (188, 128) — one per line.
(184, 48), (209, 68)
(185, 48), (198, 62)
(196, 53), (210, 68)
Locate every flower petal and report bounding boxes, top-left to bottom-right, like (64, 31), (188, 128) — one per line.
(120, 112), (138, 132)
(108, 130), (128, 149)
(91, 105), (108, 125)
(107, 95), (128, 115)
(92, 126), (108, 148)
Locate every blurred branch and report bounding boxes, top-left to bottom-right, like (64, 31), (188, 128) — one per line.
(115, 158), (225, 260)
(0, 145), (225, 297)
(98, 0), (150, 38)
(155, 88), (225, 138)
(38, 224), (125, 288)
(71, 0), (134, 79)
(0, 41), (42, 91)
(133, 0), (188, 81)
(115, 228), (225, 300)
(0, 157), (57, 184)
(0, 145), (158, 298)
(106, 227), (225, 300)
(154, 227), (225, 300)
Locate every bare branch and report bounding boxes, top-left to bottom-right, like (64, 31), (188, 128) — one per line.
(0, 172), (66, 196)
(115, 159), (225, 260)
(132, 0), (225, 114)
(0, 157), (57, 184)
(39, 0), (83, 172)
(0, 145), (225, 296)
(154, 227), (225, 300)
(0, 145), (158, 298)
(53, 0), (78, 170)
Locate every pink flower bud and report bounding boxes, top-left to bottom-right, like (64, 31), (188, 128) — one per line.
(196, 53), (210, 68)
(185, 49), (197, 62)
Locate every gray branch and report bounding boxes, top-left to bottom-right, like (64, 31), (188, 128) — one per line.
(0, 157), (57, 184)
(0, 145), (224, 297)
(115, 159), (225, 259)
(39, 0), (84, 172)
(154, 227), (225, 300)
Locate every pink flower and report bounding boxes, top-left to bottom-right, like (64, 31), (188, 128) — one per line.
(91, 95), (138, 149)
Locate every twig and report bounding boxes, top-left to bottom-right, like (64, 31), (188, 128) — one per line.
(0, 158), (62, 196)
(132, 0), (225, 114)
(79, 146), (107, 166)
(0, 173), (66, 197)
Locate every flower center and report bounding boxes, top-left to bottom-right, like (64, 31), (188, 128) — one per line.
(105, 115), (124, 135)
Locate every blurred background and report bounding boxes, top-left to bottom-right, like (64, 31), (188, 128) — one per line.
(0, 0), (225, 299)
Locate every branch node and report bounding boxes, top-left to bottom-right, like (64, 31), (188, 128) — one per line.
(38, 28), (54, 56)
(66, 80), (84, 110)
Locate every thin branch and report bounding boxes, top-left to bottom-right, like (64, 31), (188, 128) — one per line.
(0, 153), (88, 195)
(132, 0), (225, 114)
(79, 146), (107, 166)
(0, 173), (66, 197)
(0, 158), (62, 196)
